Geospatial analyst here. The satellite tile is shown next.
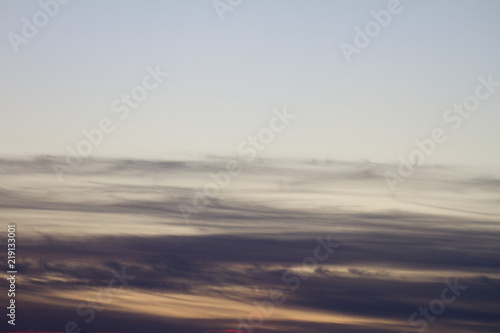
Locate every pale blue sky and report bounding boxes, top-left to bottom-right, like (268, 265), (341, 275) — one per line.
(1, 0), (499, 164)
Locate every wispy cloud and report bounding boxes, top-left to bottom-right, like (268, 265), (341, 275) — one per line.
(0, 156), (499, 332)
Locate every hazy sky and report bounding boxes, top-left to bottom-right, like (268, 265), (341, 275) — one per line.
(1, 2), (500, 332)
(1, 0), (499, 164)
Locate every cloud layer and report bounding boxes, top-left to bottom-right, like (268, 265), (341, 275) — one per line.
(0, 156), (499, 332)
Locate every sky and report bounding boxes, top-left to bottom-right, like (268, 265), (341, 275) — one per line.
(1, 0), (500, 163)
(0, 1), (500, 333)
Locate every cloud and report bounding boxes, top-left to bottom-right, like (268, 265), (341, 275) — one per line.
(1, 156), (499, 332)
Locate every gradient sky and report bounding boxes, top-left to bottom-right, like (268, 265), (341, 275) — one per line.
(1, 1), (500, 333)
(1, 0), (500, 163)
